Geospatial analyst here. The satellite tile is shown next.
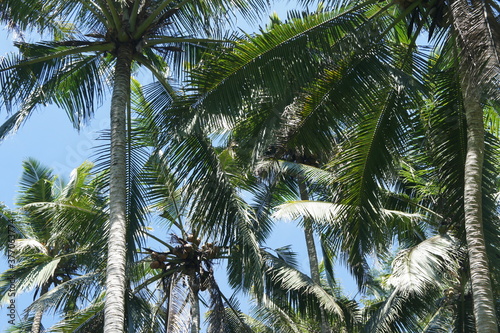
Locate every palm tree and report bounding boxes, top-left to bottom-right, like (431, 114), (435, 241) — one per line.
(177, 1), (500, 329)
(0, 1), (269, 331)
(445, 1), (500, 330)
(142, 172), (359, 332)
(129, 136), (264, 333)
(0, 158), (108, 333)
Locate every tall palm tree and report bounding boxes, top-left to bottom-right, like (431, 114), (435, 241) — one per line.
(177, 1), (500, 329)
(0, 159), (108, 333)
(0, 1), (269, 331)
(445, 1), (500, 330)
(127, 125), (265, 332)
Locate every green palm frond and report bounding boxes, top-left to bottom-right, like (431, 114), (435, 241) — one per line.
(450, 0), (500, 101)
(0, 206), (24, 255)
(251, 294), (306, 333)
(262, 248), (349, 325)
(0, 42), (111, 112)
(0, 159), (110, 332)
(363, 233), (465, 332)
(363, 288), (435, 333)
(49, 298), (104, 333)
(482, 132), (500, 321)
(205, 275), (253, 333)
(420, 305), (454, 333)
(4, 318), (34, 333)
(187, 8), (384, 129)
(226, 205), (266, 296)
(419, 45), (467, 229)
(0, 255), (60, 303)
(17, 158), (55, 207)
(25, 272), (103, 316)
(0, 0), (67, 33)
(91, 127), (151, 260)
(484, 103), (500, 137)
(387, 234), (462, 296)
(161, 131), (259, 245)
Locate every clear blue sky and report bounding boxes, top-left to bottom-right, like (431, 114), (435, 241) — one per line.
(0, 4), (358, 330)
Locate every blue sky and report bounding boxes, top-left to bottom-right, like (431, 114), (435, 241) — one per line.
(0, 4), (359, 330)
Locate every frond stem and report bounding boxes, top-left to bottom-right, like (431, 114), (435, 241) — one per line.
(128, 0), (142, 31)
(0, 44), (114, 72)
(218, 287), (253, 333)
(140, 230), (174, 250)
(103, 0), (123, 32)
(133, 0), (179, 39)
(145, 37), (230, 47)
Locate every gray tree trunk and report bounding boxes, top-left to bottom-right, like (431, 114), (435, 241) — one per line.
(190, 276), (201, 333)
(450, 0), (499, 331)
(103, 43), (133, 333)
(462, 85), (498, 333)
(298, 179), (329, 333)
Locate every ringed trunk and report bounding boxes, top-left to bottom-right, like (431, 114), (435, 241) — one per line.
(104, 44), (133, 333)
(450, 0), (499, 330)
(462, 86), (498, 332)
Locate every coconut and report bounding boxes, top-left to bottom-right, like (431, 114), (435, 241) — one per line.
(150, 261), (161, 269)
(183, 243), (194, 253)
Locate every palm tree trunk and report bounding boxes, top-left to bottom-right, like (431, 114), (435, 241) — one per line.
(450, 1), (499, 331)
(189, 276), (201, 333)
(298, 179), (329, 333)
(462, 85), (498, 333)
(31, 282), (49, 333)
(104, 43), (133, 333)
(164, 277), (173, 333)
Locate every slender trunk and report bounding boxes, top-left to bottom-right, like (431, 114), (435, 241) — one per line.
(31, 283), (49, 333)
(165, 277), (173, 333)
(462, 85), (498, 333)
(450, 1), (499, 331)
(298, 179), (329, 333)
(104, 44), (133, 333)
(190, 276), (201, 333)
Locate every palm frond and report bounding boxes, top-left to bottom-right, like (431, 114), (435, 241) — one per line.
(0, 206), (24, 255)
(363, 234), (465, 332)
(0, 255), (60, 303)
(262, 249), (348, 324)
(25, 272), (103, 316)
(49, 298), (104, 333)
(187, 8), (386, 132)
(387, 234), (462, 296)
(13, 239), (48, 256)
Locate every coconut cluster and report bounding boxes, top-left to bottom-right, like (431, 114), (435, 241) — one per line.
(148, 234), (221, 271)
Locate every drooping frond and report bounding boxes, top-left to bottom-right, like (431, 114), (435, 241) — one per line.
(387, 234), (462, 296)
(25, 272), (104, 317)
(49, 298), (104, 333)
(261, 248), (349, 325)
(0, 255), (60, 303)
(363, 233), (465, 332)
